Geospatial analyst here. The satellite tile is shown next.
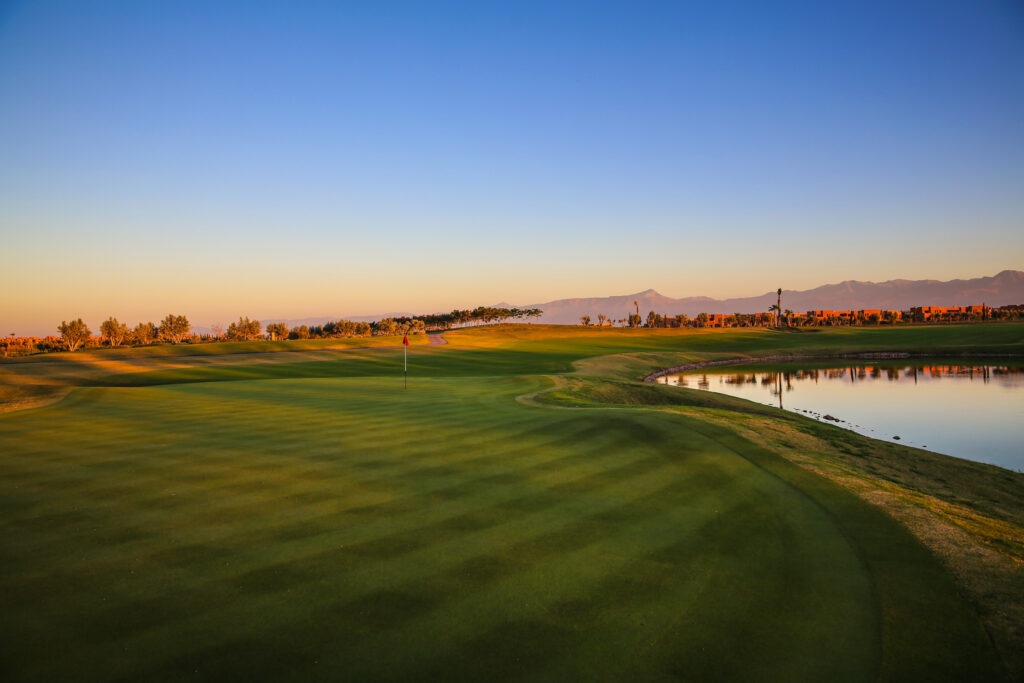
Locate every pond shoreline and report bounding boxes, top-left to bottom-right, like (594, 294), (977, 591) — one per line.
(642, 351), (1024, 383)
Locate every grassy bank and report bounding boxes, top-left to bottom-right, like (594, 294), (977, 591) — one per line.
(0, 333), (432, 364)
(1, 323), (1021, 680)
(3, 323), (1021, 390)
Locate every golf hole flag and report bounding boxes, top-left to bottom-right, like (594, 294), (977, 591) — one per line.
(403, 334), (409, 388)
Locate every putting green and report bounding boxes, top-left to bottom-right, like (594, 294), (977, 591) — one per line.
(3, 324), (1019, 680)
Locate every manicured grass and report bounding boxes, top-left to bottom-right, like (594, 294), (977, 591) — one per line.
(4, 322), (1020, 390)
(0, 333), (431, 364)
(1, 324), (1019, 680)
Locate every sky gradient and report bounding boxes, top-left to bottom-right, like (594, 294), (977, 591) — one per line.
(2, 0), (1023, 335)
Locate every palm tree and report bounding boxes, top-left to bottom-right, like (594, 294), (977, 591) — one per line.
(597, 314), (607, 326)
(579, 315), (591, 326)
(776, 288), (782, 327)
(768, 304), (780, 327)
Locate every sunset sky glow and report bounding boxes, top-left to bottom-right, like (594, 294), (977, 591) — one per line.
(2, 1), (1023, 335)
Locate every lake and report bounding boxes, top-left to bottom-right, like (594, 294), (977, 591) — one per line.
(657, 359), (1024, 471)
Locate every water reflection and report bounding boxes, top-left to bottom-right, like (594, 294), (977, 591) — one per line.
(659, 363), (1024, 471)
(663, 364), (1020, 391)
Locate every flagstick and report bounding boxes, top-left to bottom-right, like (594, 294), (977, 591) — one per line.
(404, 340), (407, 390)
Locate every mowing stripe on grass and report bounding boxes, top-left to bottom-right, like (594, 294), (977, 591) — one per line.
(2, 327), (1013, 681)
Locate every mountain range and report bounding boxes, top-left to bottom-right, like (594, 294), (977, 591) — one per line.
(516, 270), (1024, 325)
(242, 270), (1024, 330)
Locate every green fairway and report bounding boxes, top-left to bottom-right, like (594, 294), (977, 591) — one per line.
(1, 324), (1021, 681)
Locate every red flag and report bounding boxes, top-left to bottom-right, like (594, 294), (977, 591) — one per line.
(403, 334), (409, 346)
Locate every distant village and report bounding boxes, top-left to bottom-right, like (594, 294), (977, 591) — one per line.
(587, 303), (1024, 328)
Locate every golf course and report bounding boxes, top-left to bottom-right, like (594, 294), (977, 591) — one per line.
(1, 323), (1022, 681)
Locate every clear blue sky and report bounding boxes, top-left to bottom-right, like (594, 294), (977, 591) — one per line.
(2, 0), (1023, 334)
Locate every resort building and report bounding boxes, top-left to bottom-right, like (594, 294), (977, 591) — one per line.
(706, 314), (730, 328)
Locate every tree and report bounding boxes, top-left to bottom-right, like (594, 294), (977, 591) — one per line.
(579, 315), (591, 326)
(133, 322), (157, 345)
(159, 314), (191, 343)
(776, 288), (783, 327)
(100, 317), (129, 347)
(768, 304), (780, 327)
(374, 318), (399, 336)
(58, 318), (91, 352)
(597, 314), (607, 326)
(627, 313), (642, 328)
(696, 312), (709, 328)
(784, 309), (793, 327)
(266, 322), (288, 341)
(289, 324), (311, 340)
(227, 316), (261, 341)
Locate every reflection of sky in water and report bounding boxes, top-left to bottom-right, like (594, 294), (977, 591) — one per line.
(659, 364), (1024, 471)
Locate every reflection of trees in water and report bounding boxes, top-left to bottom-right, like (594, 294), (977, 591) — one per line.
(672, 364), (1019, 393)
(915, 365), (1018, 382)
(758, 372), (789, 408)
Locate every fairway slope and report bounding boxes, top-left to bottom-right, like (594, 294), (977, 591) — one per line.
(1, 324), (1020, 681)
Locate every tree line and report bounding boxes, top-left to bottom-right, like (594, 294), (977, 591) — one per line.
(580, 305), (1024, 329)
(4, 306), (544, 355)
(402, 307), (543, 329)
(55, 314), (190, 352)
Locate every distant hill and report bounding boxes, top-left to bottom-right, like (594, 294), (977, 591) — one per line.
(198, 270), (1023, 332)
(518, 270), (1024, 325)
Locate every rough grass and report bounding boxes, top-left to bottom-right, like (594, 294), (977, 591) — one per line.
(1, 323), (1021, 681)
(0, 385), (70, 413)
